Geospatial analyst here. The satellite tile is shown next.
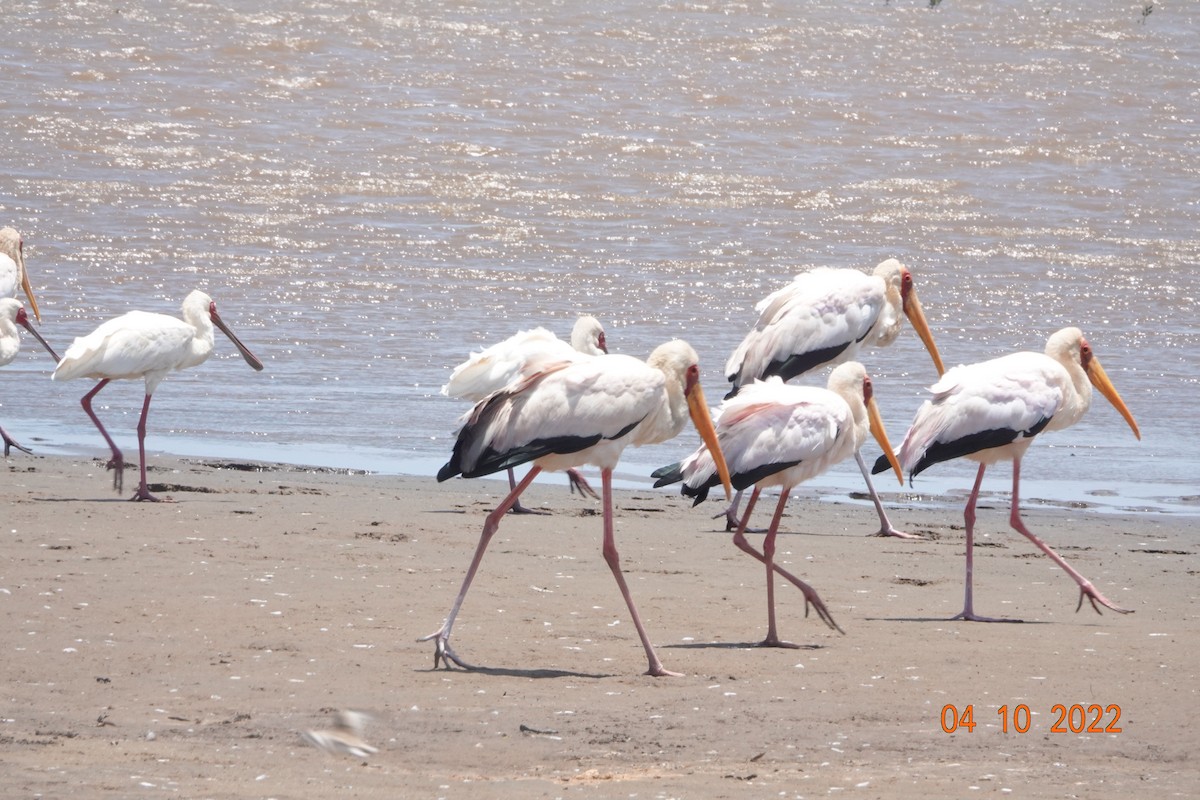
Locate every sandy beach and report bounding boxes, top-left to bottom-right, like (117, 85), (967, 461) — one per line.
(2, 452), (1196, 798)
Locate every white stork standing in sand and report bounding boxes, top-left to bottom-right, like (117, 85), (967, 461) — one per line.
(872, 327), (1141, 621)
(1, 298), (60, 455)
(719, 259), (945, 537)
(654, 363), (904, 646)
(442, 315), (607, 512)
(423, 339), (733, 677)
(52, 290), (264, 501)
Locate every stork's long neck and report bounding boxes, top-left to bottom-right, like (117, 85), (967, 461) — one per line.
(633, 363), (688, 447)
(1048, 348), (1092, 433)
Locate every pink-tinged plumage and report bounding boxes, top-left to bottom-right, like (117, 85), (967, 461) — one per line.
(442, 315), (606, 402)
(878, 327), (1141, 621)
(441, 316), (608, 509)
(718, 259), (944, 538)
(425, 339), (732, 677)
(53, 290), (264, 501)
(725, 259), (943, 397)
(655, 363), (903, 645)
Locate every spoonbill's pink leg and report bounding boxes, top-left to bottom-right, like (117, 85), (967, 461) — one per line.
(80, 379), (125, 493)
(129, 393), (163, 502)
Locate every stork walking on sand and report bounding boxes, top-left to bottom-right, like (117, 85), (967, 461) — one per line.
(720, 259), (944, 537)
(442, 315), (607, 511)
(654, 363), (903, 645)
(425, 339), (732, 676)
(872, 327), (1141, 621)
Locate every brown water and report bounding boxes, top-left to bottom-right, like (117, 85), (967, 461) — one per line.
(2, 1), (1197, 513)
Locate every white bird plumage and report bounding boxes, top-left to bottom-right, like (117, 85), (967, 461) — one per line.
(442, 315), (606, 402)
(53, 290), (264, 501)
(301, 710), (378, 759)
(1, 227), (41, 322)
(655, 364), (903, 645)
(719, 259), (944, 537)
(1, 297), (59, 455)
(725, 259), (944, 396)
(441, 316), (607, 509)
(425, 339), (732, 677)
(875, 327), (1141, 620)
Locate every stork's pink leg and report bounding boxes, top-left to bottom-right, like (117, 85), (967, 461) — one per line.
(731, 487), (842, 634)
(952, 464), (1012, 622)
(1007, 458), (1132, 616)
(856, 451), (917, 539)
(759, 489), (800, 648)
(716, 489), (766, 533)
(420, 467), (542, 669)
(80, 379), (125, 493)
(129, 393), (162, 502)
(507, 467), (548, 515)
(566, 468), (599, 500)
(1, 424), (33, 456)
(598, 468), (680, 677)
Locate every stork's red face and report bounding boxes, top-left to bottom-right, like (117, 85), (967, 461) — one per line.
(597, 332), (608, 354)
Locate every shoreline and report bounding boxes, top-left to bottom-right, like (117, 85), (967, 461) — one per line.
(11, 425), (1198, 518)
(3, 451), (1197, 797)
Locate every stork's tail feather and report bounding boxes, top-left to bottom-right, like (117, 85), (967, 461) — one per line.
(651, 462), (683, 487)
(652, 462), (714, 507)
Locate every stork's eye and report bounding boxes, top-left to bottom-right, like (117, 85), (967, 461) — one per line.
(862, 375), (874, 403)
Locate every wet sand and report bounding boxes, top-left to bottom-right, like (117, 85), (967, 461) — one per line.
(3, 453), (1196, 798)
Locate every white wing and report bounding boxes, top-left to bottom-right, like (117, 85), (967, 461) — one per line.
(52, 311), (195, 383)
(446, 353), (665, 476)
(726, 268), (886, 389)
(897, 351), (1068, 472)
(442, 327), (577, 401)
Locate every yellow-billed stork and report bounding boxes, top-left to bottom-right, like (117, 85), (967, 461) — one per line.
(442, 315), (607, 510)
(872, 327), (1141, 621)
(424, 339), (733, 676)
(721, 259), (944, 537)
(655, 363), (903, 645)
